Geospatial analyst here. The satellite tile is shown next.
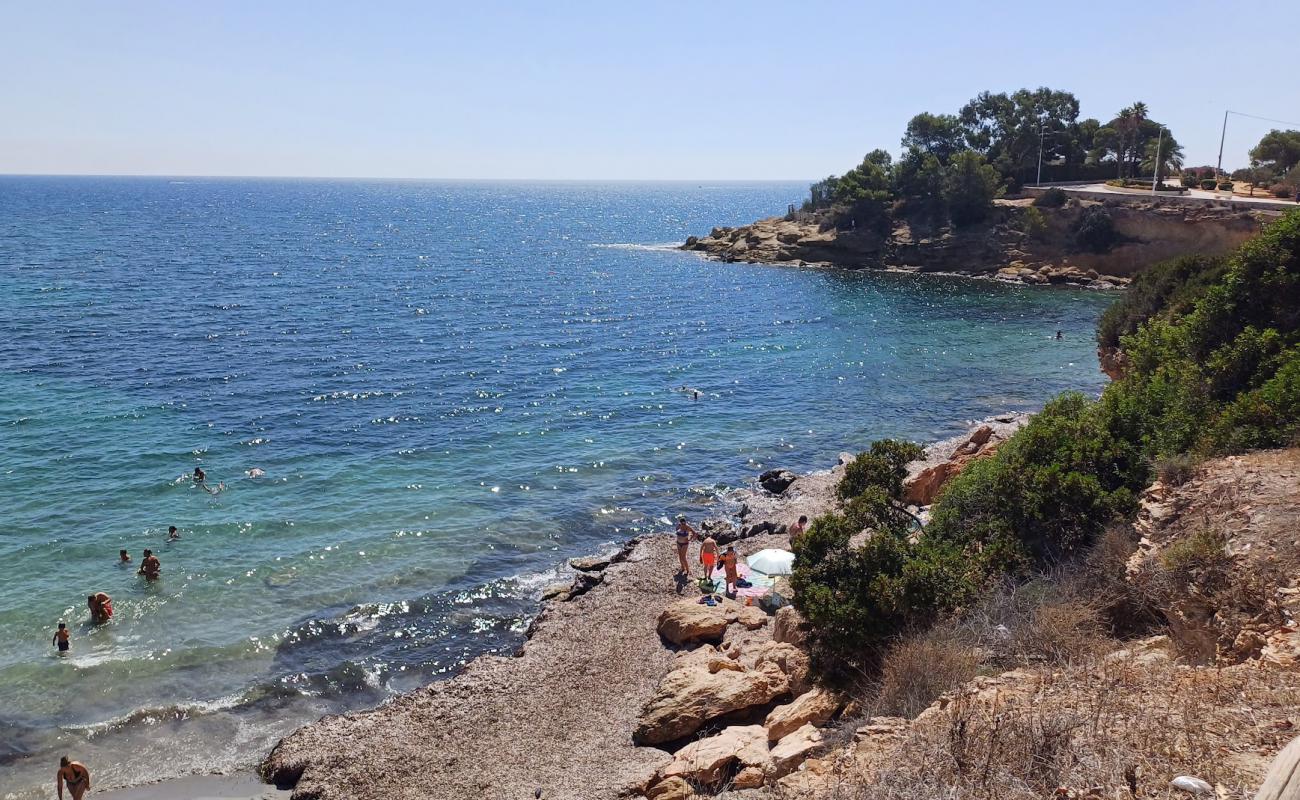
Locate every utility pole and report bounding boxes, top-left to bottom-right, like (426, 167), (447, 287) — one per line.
(1150, 127), (1164, 195)
(1036, 116), (1046, 186)
(1216, 110), (1229, 178)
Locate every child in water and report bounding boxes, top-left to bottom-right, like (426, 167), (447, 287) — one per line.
(52, 622), (70, 654)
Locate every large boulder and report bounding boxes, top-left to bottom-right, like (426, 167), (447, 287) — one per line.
(764, 687), (842, 741)
(772, 605), (809, 648)
(659, 724), (772, 788)
(634, 646), (791, 745)
(656, 598), (767, 646)
(759, 469), (797, 495)
(768, 723), (824, 779)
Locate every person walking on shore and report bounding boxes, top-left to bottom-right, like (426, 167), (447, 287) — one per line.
(674, 515), (697, 577)
(138, 549), (160, 579)
(56, 756), (90, 800)
(52, 622), (70, 655)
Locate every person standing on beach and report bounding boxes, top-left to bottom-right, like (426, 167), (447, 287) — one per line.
(674, 515), (697, 577)
(56, 756), (90, 800)
(138, 549), (161, 579)
(788, 515), (809, 542)
(721, 546), (739, 595)
(52, 622), (70, 655)
(699, 533), (719, 580)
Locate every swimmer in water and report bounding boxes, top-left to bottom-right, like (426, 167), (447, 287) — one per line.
(118, 549), (131, 564)
(193, 466), (206, 483)
(138, 549), (161, 579)
(52, 622), (70, 655)
(1055, 330), (1063, 340)
(167, 525), (181, 541)
(87, 592), (113, 624)
(246, 467), (265, 479)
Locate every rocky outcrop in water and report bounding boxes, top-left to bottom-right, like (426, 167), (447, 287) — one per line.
(683, 198), (1273, 286)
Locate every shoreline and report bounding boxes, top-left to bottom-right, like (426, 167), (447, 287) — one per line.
(59, 414), (1032, 800)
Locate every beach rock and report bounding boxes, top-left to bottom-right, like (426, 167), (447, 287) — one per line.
(764, 687), (842, 741)
(952, 425), (994, 457)
(902, 460), (963, 506)
(760, 469), (797, 495)
(567, 570), (604, 599)
(540, 583), (570, 601)
(1255, 734), (1300, 800)
(772, 607), (808, 648)
(634, 646), (791, 745)
(656, 597), (766, 646)
(767, 723), (824, 779)
(569, 555), (610, 572)
(645, 776), (692, 800)
(746, 639), (811, 695)
(659, 724), (771, 787)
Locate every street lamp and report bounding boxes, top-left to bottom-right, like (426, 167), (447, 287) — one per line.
(1151, 126), (1164, 196)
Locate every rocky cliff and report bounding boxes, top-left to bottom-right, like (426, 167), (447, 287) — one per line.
(683, 198), (1273, 288)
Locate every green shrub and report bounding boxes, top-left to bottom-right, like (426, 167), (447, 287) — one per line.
(1181, 174), (1199, 188)
(1072, 205), (1122, 253)
(943, 150), (1004, 227)
(1200, 179), (1217, 190)
(837, 440), (925, 501)
(1016, 206), (1048, 239)
(1155, 454), (1198, 486)
(927, 392), (1147, 565)
(1096, 254), (1227, 350)
(1033, 187), (1068, 208)
(1276, 184), (1297, 198)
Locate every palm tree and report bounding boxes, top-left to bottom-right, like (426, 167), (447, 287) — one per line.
(1141, 136), (1184, 184)
(1116, 106), (1136, 178)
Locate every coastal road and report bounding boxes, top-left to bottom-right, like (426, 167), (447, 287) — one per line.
(1059, 183), (1299, 209)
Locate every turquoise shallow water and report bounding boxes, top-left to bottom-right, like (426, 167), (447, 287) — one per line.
(0, 177), (1113, 795)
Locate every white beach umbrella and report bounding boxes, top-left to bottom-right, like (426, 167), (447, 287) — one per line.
(746, 548), (795, 576)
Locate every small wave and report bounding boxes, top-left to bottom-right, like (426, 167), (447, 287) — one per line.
(588, 242), (684, 252)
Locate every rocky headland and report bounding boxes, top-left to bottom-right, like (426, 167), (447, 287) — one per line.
(683, 197), (1274, 288)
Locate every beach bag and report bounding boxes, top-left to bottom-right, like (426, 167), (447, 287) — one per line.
(697, 577), (719, 594)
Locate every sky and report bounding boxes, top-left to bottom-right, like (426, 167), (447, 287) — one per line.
(3, 0), (1299, 180)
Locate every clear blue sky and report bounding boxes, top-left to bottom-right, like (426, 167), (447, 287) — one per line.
(3, 1), (1298, 180)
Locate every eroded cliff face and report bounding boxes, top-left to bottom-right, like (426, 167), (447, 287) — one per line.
(683, 198), (1273, 286)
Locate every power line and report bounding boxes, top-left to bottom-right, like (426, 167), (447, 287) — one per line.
(1227, 110), (1300, 129)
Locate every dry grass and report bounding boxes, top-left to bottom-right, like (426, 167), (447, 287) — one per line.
(871, 627), (980, 718)
(786, 652), (1300, 800)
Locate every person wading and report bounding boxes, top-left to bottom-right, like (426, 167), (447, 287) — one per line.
(56, 756), (90, 800)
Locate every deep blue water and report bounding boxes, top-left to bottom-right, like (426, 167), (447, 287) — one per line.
(0, 177), (1113, 795)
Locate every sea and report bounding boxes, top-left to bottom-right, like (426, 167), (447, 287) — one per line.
(0, 177), (1114, 797)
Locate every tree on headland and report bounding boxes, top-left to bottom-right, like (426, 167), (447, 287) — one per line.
(943, 151), (1004, 227)
(958, 87), (1081, 188)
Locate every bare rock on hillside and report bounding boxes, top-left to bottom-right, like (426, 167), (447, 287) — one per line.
(768, 723), (825, 779)
(772, 606), (810, 648)
(633, 646), (791, 745)
(765, 687), (842, 741)
(903, 425), (1008, 506)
